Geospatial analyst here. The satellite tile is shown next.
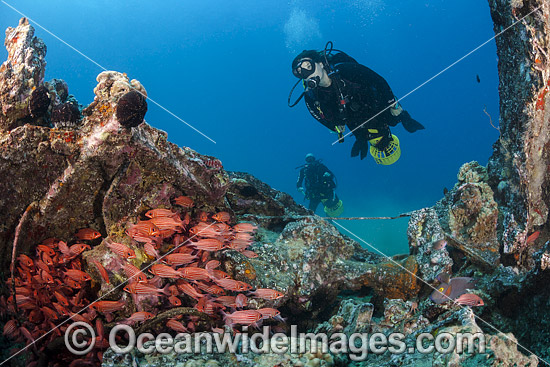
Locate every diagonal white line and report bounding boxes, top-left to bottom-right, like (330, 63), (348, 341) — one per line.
(332, 220), (548, 365)
(332, 5), (543, 145)
(0, 0), (217, 144)
(0, 222), (219, 365)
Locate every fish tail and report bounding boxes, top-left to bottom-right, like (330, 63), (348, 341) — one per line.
(161, 284), (172, 296)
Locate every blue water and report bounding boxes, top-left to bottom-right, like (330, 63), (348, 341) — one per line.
(0, 0), (499, 255)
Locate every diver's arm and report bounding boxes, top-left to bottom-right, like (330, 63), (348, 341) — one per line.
(304, 95), (338, 132)
(297, 168), (305, 189)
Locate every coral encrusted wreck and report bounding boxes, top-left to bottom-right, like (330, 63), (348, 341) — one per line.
(1, 4), (549, 365)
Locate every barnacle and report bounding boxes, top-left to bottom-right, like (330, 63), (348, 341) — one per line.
(116, 90), (147, 128)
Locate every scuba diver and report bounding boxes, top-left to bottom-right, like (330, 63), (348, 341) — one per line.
(288, 42), (425, 165)
(296, 153), (344, 217)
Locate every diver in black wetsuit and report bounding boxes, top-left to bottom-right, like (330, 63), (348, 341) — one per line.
(296, 153), (343, 217)
(289, 43), (424, 165)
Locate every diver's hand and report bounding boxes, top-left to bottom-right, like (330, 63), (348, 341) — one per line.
(375, 131), (393, 150)
(323, 172), (331, 178)
(298, 187), (305, 195)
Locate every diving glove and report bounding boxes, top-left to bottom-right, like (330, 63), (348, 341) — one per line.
(335, 125), (346, 143)
(390, 102), (403, 117)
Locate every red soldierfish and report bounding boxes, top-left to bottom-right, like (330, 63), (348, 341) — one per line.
(105, 241), (136, 259)
(195, 282), (225, 295)
(431, 239), (447, 250)
(127, 221), (160, 237)
(223, 310), (262, 327)
(249, 288), (284, 300)
(175, 280), (204, 300)
(168, 296), (182, 306)
(57, 241), (71, 256)
(123, 283), (168, 296)
(210, 269), (230, 279)
(234, 232), (253, 241)
(229, 239), (252, 251)
(122, 263), (148, 283)
(167, 319), (188, 333)
(3, 320), (18, 338)
(148, 216), (184, 231)
(454, 293), (484, 307)
(17, 254), (33, 267)
(190, 239), (224, 252)
(69, 243), (91, 256)
(173, 196), (194, 208)
(241, 250), (258, 259)
(526, 231), (540, 244)
(54, 291), (70, 307)
(90, 259), (110, 284)
(179, 267), (212, 281)
(257, 308), (281, 320)
(75, 228), (101, 241)
(233, 223), (258, 233)
(123, 311), (155, 324)
(214, 278), (249, 292)
(145, 208), (178, 218)
(212, 212), (231, 223)
(36, 245), (55, 257)
(64, 269), (92, 282)
(143, 243), (160, 258)
(89, 300), (125, 313)
(149, 264), (183, 279)
(235, 294), (248, 308)
(163, 253), (196, 266)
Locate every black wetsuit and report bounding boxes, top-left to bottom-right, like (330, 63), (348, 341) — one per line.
(296, 161), (338, 212)
(303, 62), (423, 159)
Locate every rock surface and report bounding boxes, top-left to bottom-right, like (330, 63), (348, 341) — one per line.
(487, 0), (550, 269)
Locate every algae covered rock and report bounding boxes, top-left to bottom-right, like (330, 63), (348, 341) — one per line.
(0, 18), (47, 131)
(407, 207), (453, 282)
(434, 162), (500, 267)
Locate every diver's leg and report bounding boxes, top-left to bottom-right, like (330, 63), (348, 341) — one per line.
(309, 198), (321, 212)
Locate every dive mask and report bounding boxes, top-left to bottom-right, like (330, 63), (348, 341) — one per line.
(292, 58), (316, 79)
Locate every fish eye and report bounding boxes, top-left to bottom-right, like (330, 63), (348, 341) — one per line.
(438, 287), (444, 292)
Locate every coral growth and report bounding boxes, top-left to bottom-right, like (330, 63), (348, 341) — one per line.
(51, 102), (81, 129)
(407, 208), (452, 282)
(28, 85), (50, 119)
(0, 18), (47, 131)
(450, 162), (499, 244)
(361, 255), (420, 300)
(434, 162), (501, 267)
(115, 90), (147, 128)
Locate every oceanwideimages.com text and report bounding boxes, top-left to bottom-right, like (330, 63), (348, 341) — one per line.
(66, 323), (486, 361)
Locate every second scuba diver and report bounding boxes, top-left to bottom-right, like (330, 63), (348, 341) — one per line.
(296, 153), (343, 217)
(289, 42), (425, 165)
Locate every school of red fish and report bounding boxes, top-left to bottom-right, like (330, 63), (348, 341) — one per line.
(2, 195), (284, 366)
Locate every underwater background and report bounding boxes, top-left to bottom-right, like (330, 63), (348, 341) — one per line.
(0, 0), (499, 255)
